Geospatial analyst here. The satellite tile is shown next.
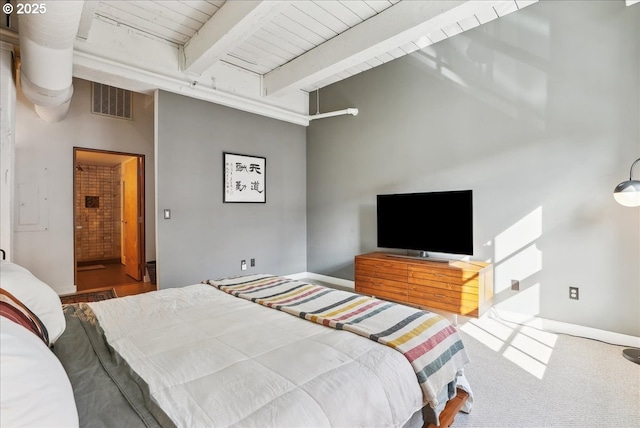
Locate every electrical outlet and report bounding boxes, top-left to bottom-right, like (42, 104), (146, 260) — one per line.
(241, 260), (247, 271)
(250, 258), (255, 267)
(511, 280), (520, 291)
(569, 287), (579, 300)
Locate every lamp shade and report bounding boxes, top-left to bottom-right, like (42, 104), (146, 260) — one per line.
(613, 180), (640, 207)
(614, 158), (640, 207)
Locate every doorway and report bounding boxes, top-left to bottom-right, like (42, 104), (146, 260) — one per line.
(73, 148), (145, 291)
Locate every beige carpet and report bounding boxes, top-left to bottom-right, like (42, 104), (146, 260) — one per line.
(452, 316), (640, 427)
(296, 278), (639, 427)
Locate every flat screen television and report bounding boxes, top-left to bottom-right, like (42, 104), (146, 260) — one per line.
(377, 190), (473, 256)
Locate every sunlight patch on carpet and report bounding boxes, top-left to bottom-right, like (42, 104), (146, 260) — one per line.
(460, 315), (558, 379)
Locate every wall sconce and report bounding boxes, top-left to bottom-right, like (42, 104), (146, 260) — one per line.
(613, 158), (640, 207)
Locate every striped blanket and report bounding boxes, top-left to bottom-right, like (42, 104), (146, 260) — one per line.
(206, 274), (470, 409)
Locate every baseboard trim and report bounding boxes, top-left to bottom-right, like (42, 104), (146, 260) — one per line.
(286, 272), (639, 348)
(489, 308), (640, 348)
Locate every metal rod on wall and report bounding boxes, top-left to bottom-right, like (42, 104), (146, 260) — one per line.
(308, 108), (359, 121)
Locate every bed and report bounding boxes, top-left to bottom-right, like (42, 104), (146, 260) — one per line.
(1, 261), (473, 428)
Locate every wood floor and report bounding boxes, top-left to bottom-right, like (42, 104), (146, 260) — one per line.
(76, 263), (156, 297)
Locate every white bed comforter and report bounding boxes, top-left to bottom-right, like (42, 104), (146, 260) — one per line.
(89, 284), (425, 428)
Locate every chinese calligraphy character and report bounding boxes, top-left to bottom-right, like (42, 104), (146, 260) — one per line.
(249, 163), (262, 174)
(235, 163), (248, 172)
(251, 181), (263, 193)
(235, 181), (247, 191)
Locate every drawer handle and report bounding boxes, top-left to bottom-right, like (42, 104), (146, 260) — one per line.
(434, 294), (447, 299)
(432, 273), (445, 277)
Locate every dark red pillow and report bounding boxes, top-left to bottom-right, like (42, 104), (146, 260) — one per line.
(0, 288), (49, 345)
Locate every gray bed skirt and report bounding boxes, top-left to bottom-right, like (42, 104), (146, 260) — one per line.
(53, 304), (175, 428)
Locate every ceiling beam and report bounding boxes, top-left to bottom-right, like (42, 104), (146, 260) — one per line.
(77, 0), (98, 40)
(183, 0), (291, 75)
(74, 50), (309, 126)
(73, 18), (308, 125)
(263, 0), (504, 96)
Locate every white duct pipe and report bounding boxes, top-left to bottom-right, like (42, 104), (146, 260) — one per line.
(18, 1), (84, 122)
(308, 108), (359, 121)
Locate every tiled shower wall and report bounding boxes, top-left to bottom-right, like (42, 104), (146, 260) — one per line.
(75, 164), (122, 262)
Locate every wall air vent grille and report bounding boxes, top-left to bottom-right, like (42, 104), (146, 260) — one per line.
(91, 82), (132, 120)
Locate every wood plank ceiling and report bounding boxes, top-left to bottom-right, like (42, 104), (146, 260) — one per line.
(91, 0), (537, 93)
(1, 0), (550, 124)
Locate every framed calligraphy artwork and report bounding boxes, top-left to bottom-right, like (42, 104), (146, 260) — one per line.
(223, 152), (266, 203)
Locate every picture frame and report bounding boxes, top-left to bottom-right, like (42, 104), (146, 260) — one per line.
(85, 196), (100, 208)
(223, 152), (266, 203)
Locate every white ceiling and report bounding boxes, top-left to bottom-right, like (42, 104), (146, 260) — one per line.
(84, 0), (537, 91)
(5, 0), (542, 125)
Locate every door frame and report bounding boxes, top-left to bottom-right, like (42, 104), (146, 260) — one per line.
(73, 147), (145, 287)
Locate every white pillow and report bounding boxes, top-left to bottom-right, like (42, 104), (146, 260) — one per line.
(0, 317), (79, 427)
(0, 261), (66, 345)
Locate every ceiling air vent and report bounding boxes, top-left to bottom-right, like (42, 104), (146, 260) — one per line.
(91, 82), (132, 120)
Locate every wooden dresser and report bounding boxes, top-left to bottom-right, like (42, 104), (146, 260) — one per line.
(355, 252), (493, 317)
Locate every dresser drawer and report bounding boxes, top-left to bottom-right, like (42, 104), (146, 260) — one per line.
(357, 282), (408, 303)
(408, 265), (479, 288)
(356, 266), (406, 283)
(356, 256), (407, 283)
(408, 280), (479, 295)
(408, 286), (478, 305)
(408, 287), (480, 317)
(356, 274), (407, 293)
(357, 256), (407, 270)
(410, 298), (480, 317)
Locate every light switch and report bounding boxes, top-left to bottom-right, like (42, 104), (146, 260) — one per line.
(163, 209), (171, 220)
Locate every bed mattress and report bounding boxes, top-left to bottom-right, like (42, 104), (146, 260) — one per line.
(89, 282), (426, 427)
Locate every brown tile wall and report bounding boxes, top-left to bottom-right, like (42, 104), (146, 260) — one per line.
(75, 164), (122, 262)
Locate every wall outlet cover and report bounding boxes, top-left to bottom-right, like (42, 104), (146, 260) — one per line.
(569, 287), (579, 300)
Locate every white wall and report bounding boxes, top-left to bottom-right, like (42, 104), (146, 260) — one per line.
(0, 43), (16, 259)
(14, 78), (155, 294)
(306, 1), (640, 336)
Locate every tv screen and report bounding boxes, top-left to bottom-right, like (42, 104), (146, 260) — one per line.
(377, 190), (473, 256)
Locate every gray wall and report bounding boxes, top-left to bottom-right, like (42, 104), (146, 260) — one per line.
(156, 90), (306, 288)
(307, 1), (640, 336)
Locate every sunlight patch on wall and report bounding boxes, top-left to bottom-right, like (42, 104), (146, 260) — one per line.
(495, 207), (542, 263)
(409, 8), (550, 128)
(494, 207), (543, 298)
(495, 245), (542, 294)
(496, 283), (541, 316)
